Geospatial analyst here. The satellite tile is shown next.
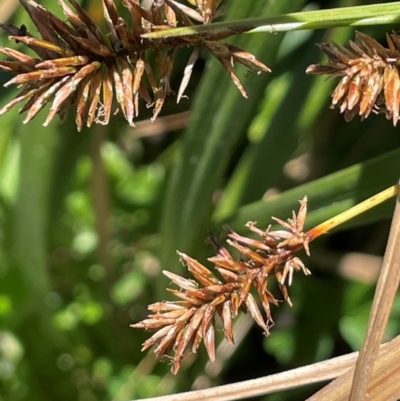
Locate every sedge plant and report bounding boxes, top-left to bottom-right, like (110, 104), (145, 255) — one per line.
(1, 1), (400, 401)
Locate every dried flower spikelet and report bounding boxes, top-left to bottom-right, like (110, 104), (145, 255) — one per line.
(306, 31), (400, 126)
(0, 0), (270, 130)
(131, 197), (311, 374)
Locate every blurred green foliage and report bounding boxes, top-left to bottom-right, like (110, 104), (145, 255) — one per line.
(1, 0), (400, 400)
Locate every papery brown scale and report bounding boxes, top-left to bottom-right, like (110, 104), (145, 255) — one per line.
(0, 86), (36, 116)
(103, 0), (120, 24)
(120, 58), (135, 126)
(230, 292), (240, 316)
(174, 305), (206, 360)
(275, 269), (292, 306)
(227, 240), (267, 265)
(18, 81), (54, 116)
(115, 17), (136, 49)
(86, 70), (103, 127)
(72, 35), (115, 57)
(44, 61), (101, 126)
(154, 324), (182, 358)
(332, 75), (351, 106)
(165, 0), (203, 23)
(238, 275), (253, 307)
(384, 66), (400, 125)
(208, 255), (247, 272)
(134, 317), (178, 330)
(147, 301), (191, 312)
(58, 0), (94, 41)
(346, 75), (362, 111)
(125, 0), (153, 25)
(295, 196), (307, 231)
(216, 54), (248, 98)
(68, 0), (108, 46)
(4, 68), (67, 87)
(227, 44), (271, 73)
(75, 77), (91, 132)
(147, 309), (188, 320)
(21, 1), (62, 52)
(98, 68), (113, 126)
(245, 293), (269, 333)
(228, 231), (273, 253)
(111, 62), (126, 116)
(203, 323), (216, 362)
(133, 56), (144, 95)
(222, 300), (234, 344)
(102, 0), (122, 51)
(164, 3), (177, 27)
(23, 77), (69, 123)
(46, 16), (81, 54)
(0, 46), (38, 66)
(57, 93), (79, 120)
(183, 287), (214, 301)
(138, 325), (172, 349)
(177, 46), (200, 103)
(151, 1), (165, 26)
(358, 31), (388, 58)
(0, 60), (31, 73)
(258, 291), (272, 322)
(167, 289), (204, 305)
(179, 252), (221, 286)
(292, 256), (311, 276)
(163, 270), (198, 291)
(143, 59), (159, 95)
(36, 55), (90, 69)
(344, 104), (359, 122)
(192, 323), (203, 354)
(152, 48), (174, 121)
(214, 267), (240, 282)
(389, 32), (400, 54)
(359, 69), (383, 116)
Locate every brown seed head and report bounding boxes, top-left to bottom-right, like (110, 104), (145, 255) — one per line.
(0, 0), (270, 130)
(131, 197), (311, 373)
(307, 31), (400, 126)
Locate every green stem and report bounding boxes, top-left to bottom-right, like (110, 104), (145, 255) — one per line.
(307, 184), (400, 240)
(142, 2), (400, 39)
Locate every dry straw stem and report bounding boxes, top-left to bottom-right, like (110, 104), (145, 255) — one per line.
(307, 335), (400, 401)
(130, 336), (400, 401)
(347, 191), (400, 401)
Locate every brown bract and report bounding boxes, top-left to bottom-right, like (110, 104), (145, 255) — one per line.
(0, 0), (270, 130)
(131, 197), (311, 374)
(306, 31), (400, 126)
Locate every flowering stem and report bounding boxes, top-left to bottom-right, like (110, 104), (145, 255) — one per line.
(142, 2), (400, 39)
(307, 184), (400, 241)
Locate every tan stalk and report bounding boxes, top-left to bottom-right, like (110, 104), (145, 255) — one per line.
(347, 191), (400, 400)
(130, 336), (400, 401)
(307, 335), (400, 401)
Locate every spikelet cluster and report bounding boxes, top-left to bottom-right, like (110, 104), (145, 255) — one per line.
(307, 31), (400, 126)
(131, 197), (311, 374)
(0, 0), (270, 131)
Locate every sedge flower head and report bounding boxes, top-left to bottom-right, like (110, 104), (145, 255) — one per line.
(131, 197), (311, 374)
(0, 0), (270, 130)
(307, 31), (400, 126)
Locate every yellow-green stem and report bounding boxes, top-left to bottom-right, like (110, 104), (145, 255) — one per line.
(307, 183), (400, 240)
